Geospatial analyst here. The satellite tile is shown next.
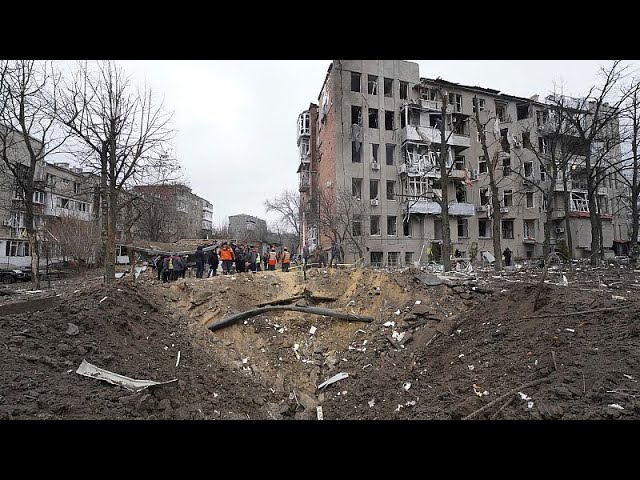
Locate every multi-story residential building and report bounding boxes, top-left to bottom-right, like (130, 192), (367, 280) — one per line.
(131, 184), (213, 242)
(1, 153), (98, 266)
(228, 214), (267, 243)
(299, 60), (628, 267)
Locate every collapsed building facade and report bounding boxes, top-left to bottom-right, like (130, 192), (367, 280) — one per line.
(298, 60), (629, 266)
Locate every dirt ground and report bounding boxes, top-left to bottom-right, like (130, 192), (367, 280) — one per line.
(1, 261), (639, 420)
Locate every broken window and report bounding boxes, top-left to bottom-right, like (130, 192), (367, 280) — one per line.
(524, 219), (535, 238)
(369, 108), (379, 129)
(455, 155), (465, 170)
(599, 196), (609, 215)
(370, 180), (379, 200)
(386, 181), (395, 200)
(386, 144), (395, 166)
(502, 157), (511, 176)
(352, 142), (361, 163)
(457, 218), (468, 238)
(405, 252), (413, 265)
(522, 131), (531, 149)
(388, 252), (400, 267)
(500, 128), (510, 153)
(526, 192), (534, 208)
(473, 98), (485, 113)
(540, 163), (547, 182)
(480, 188), (489, 206)
(387, 216), (397, 236)
(370, 251), (383, 267)
(455, 94), (463, 113)
(385, 111), (394, 131)
(353, 216), (362, 236)
(538, 137), (548, 154)
(352, 178), (362, 199)
(409, 108), (420, 126)
(495, 102), (507, 122)
(351, 72), (361, 92)
(368, 75), (378, 95)
(33, 191), (45, 204)
(370, 216), (381, 235)
(403, 217), (412, 237)
(400, 81), (408, 100)
(384, 78), (393, 97)
(430, 114), (443, 129)
(501, 220), (514, 239)
(571, 192), (589, 212)
(479, 219), (490, 238)
(352, 105), (362, 125)
(372, 143), (379, 163)
(524, 161), (533, 178)
(503, 190), (512, 207)
(453, 117), (468, 135)
(434, 220), (442, 240)
(479, 156), (487, 173)
(516, 103), (531, 121)
(456, 182), (467, 202)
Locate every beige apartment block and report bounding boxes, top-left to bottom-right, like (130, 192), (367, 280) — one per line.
(298, 60), (629, 267)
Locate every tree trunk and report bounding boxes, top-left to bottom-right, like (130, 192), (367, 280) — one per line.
(543, 177), (555, 257)
(440, 99), (451, 272)
(27, 231), (41, 289)
(562, 169), (573, 259)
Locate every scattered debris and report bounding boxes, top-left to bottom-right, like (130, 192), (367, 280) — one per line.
(317, 372), (349, 390)
(403, 382), (411, 391)
(316, 406), (323, 420)
(75, 359), (177, 392)
(99, 296), (108, 303)
(368, 399), (375, 408)
(66, 323), (79, 336)
(175, 351), (181, 367)
(309, 326), (317, 335)
(608, 404), (624, 410)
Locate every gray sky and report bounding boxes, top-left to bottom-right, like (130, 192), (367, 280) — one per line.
(116, 60), (638, 227)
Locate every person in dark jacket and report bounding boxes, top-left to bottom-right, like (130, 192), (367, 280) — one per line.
(208, 249), (219, 277)
(503, 247), (512, 267)
(195, 245), (205, 278)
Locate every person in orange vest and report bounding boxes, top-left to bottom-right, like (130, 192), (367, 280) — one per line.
(281, 247), (291, 272)
(219, 242), (235, 275)
(267, 247), (278, 271)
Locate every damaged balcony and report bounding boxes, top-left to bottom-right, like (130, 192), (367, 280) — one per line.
(405, 198), (475, 216)
(299, 171), (310, 193)
(400, 125), (470, 149)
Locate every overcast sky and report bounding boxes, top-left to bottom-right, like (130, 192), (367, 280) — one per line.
(114, 60), (638, 227)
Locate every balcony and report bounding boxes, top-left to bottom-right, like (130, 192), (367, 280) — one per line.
(400, 125), (471, 149)
(406, 199), (475, 216)
(299, 181), (310, 193)
(522, 237), (536, 245)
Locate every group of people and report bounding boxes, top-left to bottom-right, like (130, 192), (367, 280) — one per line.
(152, 242), (299, 280)
(153, 254), (188, 282)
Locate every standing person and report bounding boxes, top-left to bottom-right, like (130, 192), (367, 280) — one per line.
(234, 244), (245, 273)
(262, 249), (268, 271)
(155, 255), (164, 281)
(329, 240), (339, 268)
(208, 249), (219, 277)
(281, 247), (291, 272)
(503, 247), (512, 267)
(247, 246), (258, 273)
(255, 249), (261, 272)
(173, 255), (184, 280)
(162, 256), (171, 283)
(219, 242), (235, 275)
(302, 242), (310, 269)
(194, 246), (205, 279)
(267, 247), (277, 271)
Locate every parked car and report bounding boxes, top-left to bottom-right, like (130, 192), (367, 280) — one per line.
(0, 264), (30, 284)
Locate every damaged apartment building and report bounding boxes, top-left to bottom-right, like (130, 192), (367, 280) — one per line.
(297, 60), (629, 267)
(0, 147), (98, 267)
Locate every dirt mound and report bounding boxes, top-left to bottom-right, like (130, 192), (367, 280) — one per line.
(2, 265), (639, 420)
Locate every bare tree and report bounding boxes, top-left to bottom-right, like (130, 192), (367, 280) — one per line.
(547, 61), (630, 265)
(47, 214), (99, 266)
(619, 80), (640, 262)
(318, 187), (367, 263)
(471, 96), (504, 270)
(264, 189), (300, 250)
(210, 220), (229, 238)
(0, 60), (67, 288)
(57, 61), (174, 282)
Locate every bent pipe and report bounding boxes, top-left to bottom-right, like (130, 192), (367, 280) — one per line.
(207, 305), (374, 332)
